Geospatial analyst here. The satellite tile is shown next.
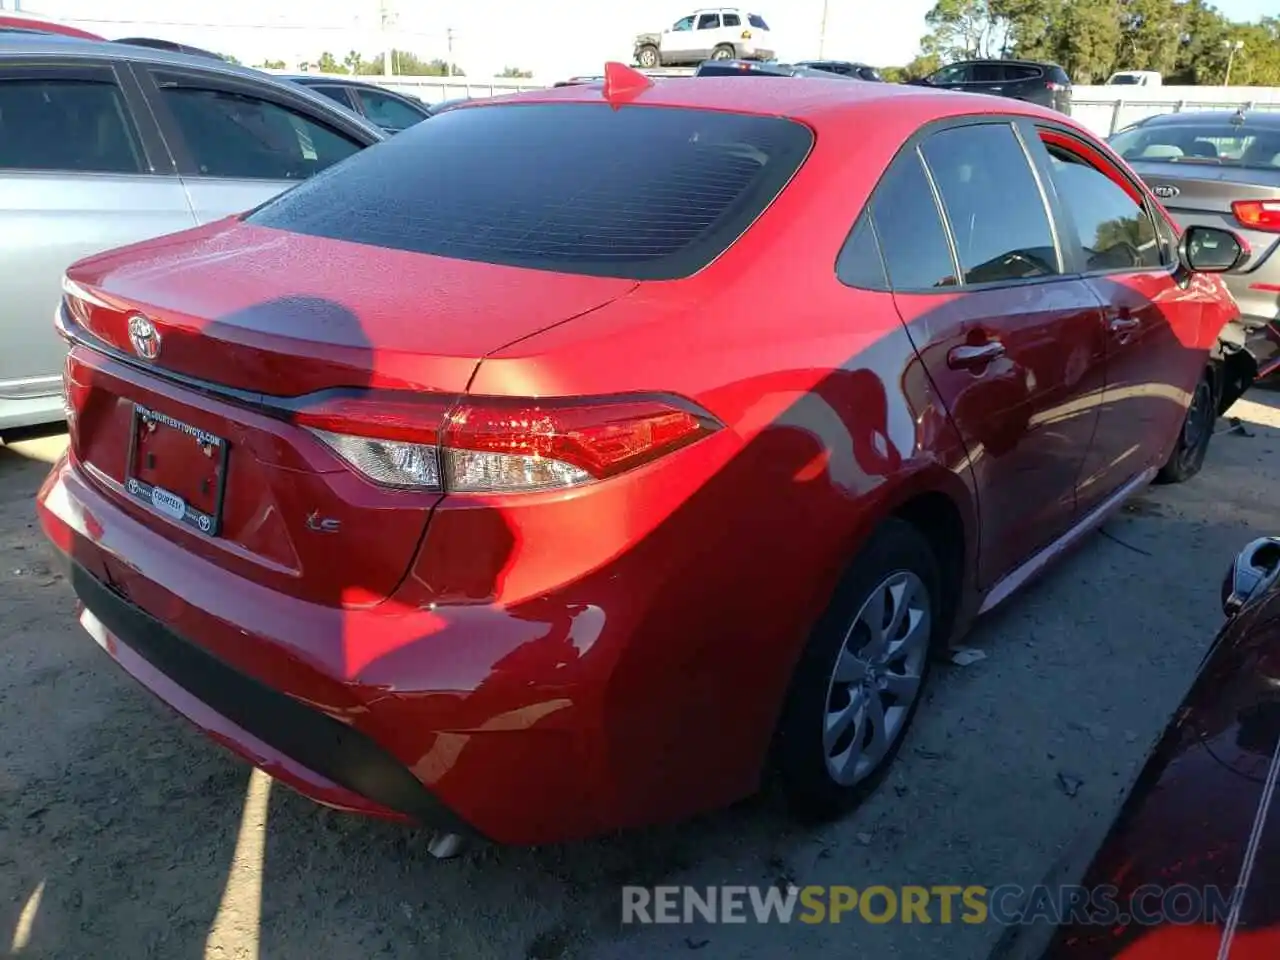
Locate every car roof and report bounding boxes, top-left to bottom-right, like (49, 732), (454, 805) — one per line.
(0, 12), (102, 40)
(949, 58), (1062, 69)
(281, 74), (393, 91)
(1136, 110), (1280, 128)
(797, 60), (873, 68)
(458, 73), (1071, 129)
(0, 34), (385, 135)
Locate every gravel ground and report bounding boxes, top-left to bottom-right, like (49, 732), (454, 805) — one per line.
(3, 392), (1279, 960)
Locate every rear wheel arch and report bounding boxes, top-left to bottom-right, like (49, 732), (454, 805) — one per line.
(890, 490), (967, 641)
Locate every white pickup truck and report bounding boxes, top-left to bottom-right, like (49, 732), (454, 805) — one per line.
(633, 8), (775, 68)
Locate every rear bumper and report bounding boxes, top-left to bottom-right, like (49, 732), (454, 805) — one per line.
(737, 42), (774, 60)
(65, 556), (475, 834)
(36, 453), (616, 844)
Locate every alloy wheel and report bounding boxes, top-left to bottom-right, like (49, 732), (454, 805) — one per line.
(822, 570), (931, 787)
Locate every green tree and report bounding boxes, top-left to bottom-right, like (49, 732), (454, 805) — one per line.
(1230, 18), (1280, 86)
(258, 58), (286, 69)
(891, 53), (943, 80)
(921, 0), (1014, 60)
(316, 51), (347, 74)
(1053, 0), (1122, 83)
(499, 66), (533, 78)
(1168, 0), (1230, 84)
(1116, 0), (1182, 74)
(343, 50), (365, 74)
(220, 53), (242, 65)
(355, 52), (464, 76)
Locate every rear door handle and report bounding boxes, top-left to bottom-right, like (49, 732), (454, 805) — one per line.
(947, 341), (1005, 370)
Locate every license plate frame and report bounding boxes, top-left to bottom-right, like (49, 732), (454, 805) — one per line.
(124, 403), (229, 537)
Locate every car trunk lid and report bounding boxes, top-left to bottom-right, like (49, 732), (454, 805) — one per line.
(63, 218), (638, 396)
(1129, 161), (1280, 271)
(60, 219), (637, 606)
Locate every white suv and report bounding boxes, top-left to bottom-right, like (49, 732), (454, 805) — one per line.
(634, 9), (775, 68)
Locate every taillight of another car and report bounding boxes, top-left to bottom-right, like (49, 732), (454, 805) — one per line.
(1232, 199), (1280, 233)
(292, 393), (722, 495)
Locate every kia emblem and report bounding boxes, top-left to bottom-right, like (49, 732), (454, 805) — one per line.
(127, 314), (161, 360)
(1152, 184), (1179, 200)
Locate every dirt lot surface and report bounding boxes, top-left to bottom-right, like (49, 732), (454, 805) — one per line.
(3, 392), (1280, 960)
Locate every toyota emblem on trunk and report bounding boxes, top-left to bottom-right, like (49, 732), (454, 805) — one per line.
(1152, 184), (1179, 199)
(128, 315), (161, 360)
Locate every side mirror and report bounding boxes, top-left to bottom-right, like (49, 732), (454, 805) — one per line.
(1179, 225), (1249, 274)
(1223, 537), (1280, 617)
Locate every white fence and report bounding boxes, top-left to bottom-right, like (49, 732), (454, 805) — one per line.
(1066, 85), (1280, 137)
(274, 70), (1280, 134)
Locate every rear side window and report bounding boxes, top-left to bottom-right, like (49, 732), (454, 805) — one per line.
(749, 14), (769, 28)
(723, 13), (741, 26)
(0, 79), (143, 174)
(836, 215), (888, 290)
(969, 63), (1004, 83)
(920, 123), (1060, 284)
(1002, 65), (1040, 81)
(1043, 143), (1162, 271)
(930, 64), (970, 84)
(697, 13), (720, 28)
(158, 83), (362, 181)
(308, 85), (353, 108)
(354, 88), (426, 130)
(247, 103), (813, 280)
(867, 149), (957, 290)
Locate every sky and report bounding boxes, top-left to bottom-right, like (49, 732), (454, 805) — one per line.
(6, 0), (1278, 79)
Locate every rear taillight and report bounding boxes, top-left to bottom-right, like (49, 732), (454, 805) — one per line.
(293, 394), (720, 494)
(1045, 81), (1067, 91)
(1233, 200), (1280, 233)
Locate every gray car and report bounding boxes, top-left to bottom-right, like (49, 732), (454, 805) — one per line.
(1111, 110), (1280, 387)
(0, 35), (385, 434)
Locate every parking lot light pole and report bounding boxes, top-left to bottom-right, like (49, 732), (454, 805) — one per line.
(818, 0), (829, 59)
(1223, 39), (1244, 86)
(381, 0), (394, 78)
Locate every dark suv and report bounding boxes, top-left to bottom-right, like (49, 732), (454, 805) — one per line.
(909, 59), (1071, 114)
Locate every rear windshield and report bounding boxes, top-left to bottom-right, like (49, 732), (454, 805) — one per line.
(245, 103), (813, 280)
(1110, 121), (1280, 170)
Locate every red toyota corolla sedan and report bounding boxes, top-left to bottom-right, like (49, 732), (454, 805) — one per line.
(38, 65), (1249, 849)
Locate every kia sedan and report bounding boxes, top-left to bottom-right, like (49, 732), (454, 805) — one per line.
(39, 69), (1246, 851)
(1111, 109), (1280, 391)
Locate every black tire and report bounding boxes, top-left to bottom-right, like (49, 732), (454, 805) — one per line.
(636, 45), (660, 68)
(772, 518), (942, 821)
(711, 44), (735, 60)
(1155, 369), (1215, 484)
